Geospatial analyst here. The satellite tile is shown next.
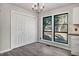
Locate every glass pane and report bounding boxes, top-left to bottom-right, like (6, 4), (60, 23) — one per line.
(43, 31), (52, 41)
(54, 13), (68, 24)
(44, 24), (52, 31)
(55, 24), (67, 32)
(43, 16), (52, 41)
(54, 33), (68, 44)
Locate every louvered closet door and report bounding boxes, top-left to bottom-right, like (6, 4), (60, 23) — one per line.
(11, 11), (36, 49)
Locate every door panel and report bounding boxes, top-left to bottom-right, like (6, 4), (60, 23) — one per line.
(11, 11), (36, 49)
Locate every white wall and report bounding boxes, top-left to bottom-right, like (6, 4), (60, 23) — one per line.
(0, 4), (2, 50)
(38, 4), (79, 50)
(0, 3), (37, 52)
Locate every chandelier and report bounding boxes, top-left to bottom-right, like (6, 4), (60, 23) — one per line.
(32, 3), (44, 13)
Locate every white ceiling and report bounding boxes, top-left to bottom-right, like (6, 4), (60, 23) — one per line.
(13, 3), (75, 12)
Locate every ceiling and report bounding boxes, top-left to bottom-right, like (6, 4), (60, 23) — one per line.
(13, 3), (75, 12)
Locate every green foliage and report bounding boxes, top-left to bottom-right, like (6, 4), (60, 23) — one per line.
(43, 16), (52, 29)
(54, 16), (60, 24)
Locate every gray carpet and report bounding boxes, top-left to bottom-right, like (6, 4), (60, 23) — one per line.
(0, 42), (71, 56)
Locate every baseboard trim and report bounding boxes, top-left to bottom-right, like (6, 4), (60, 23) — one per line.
(38, 40), (70, 50)
(0, 48), (12, 54)
(0, 41), (37, 54)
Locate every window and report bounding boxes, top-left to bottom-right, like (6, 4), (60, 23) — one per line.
(43, 16), (52, 41)
(54, 13), (68, 44)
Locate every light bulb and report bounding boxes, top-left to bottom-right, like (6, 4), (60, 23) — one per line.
(35, 7), (38, 10)
(32, 5), (34, 8)
(42, 3), (44, 6)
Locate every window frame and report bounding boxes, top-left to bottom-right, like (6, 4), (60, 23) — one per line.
(54, 13), (68, 44)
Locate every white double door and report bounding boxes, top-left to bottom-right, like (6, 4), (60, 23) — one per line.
(11, 11), (36, 49)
